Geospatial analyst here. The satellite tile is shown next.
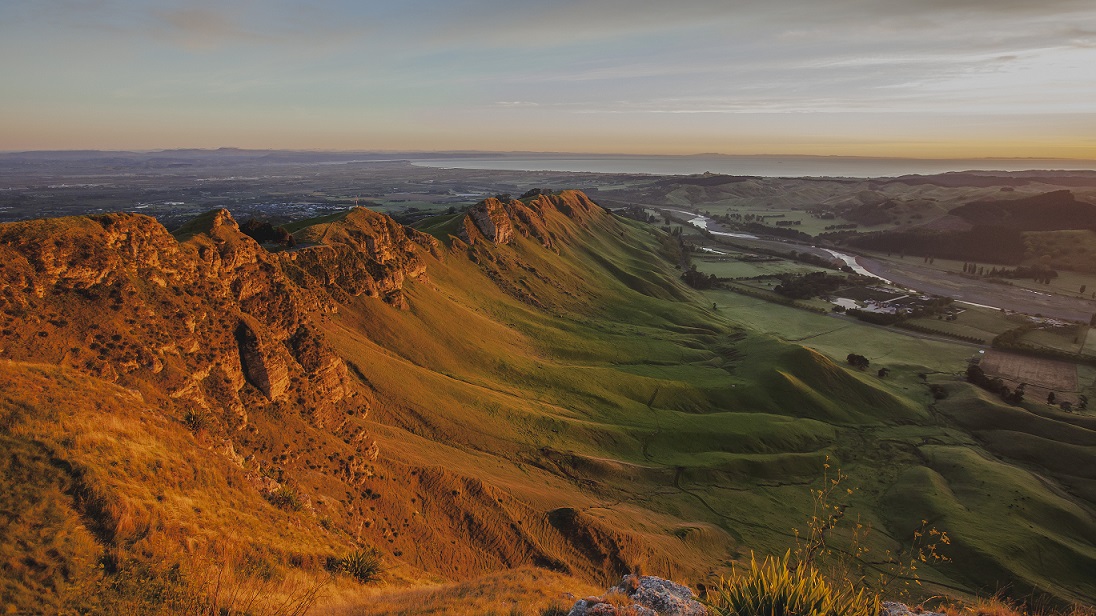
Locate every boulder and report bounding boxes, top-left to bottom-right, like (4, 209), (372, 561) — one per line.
(568, 575), (707, 616)
(882, 602), (946, 616)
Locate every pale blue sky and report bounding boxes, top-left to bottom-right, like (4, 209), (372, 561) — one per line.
(2, 0), (1095, 156)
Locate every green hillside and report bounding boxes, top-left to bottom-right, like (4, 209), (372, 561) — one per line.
(0, 191), (1094, 613)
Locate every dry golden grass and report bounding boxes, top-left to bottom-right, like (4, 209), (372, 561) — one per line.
(933, 595), (1096, 616)
(4, 195), (1095, 612)
(0, 360), (351, 612)
(319, 566), (595, 616)
(0, 201), (731, 613)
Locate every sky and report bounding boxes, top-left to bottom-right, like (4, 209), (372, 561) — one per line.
(2, 0), (1095, 158)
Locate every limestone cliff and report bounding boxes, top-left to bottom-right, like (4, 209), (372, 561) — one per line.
(0, 192), (713, 606)
(459, 190), (604, 249)
(0, 207), (441, 433)
(461, 198), (516, 245)
(453, 190), (612, 308)
(287, 207), (439, 308)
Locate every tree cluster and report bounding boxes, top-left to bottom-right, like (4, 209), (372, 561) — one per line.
(966, 364), (1025, 405)
(682, 265), (717, 290)
(773, 272), (848, 300)
(848, 226), (1025, 264)
(740, 222), (813, 241)
(845, 308), (904, 325)
(846, 353), (870, 370)
(962, 262), (1058, 284)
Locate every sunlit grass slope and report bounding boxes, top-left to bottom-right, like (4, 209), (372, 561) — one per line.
(1, 190), (1094, 613)
(309, 191), (1095, 606)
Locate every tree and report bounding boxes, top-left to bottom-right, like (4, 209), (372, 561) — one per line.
(966, 364), (986, 383)
(1047, 391), (1057, 405)
(846, 353), (870, 370)
(1006, 383), (1026, 404)
(1082, 285), (1088, 294)
(877, 367), (890, 378)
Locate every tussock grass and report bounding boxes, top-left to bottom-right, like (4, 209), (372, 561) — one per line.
(323, 566), (596, 616)
(705, 551), (880, 616)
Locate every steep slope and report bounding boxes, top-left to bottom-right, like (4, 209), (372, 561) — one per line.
(1, 190), (1094, 613)
(0, 191), (740, 612)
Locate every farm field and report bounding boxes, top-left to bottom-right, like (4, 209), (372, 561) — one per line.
(858, 251), (1096, 302)
(979, 350), (1078, 391)
(705, 288), (977, 371)
(692, 254), (831, 279)
(1019, 325), (1089, 354)
(904, 305), (1021, 342)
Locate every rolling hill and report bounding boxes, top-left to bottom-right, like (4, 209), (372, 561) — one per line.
(1, 190), (1094, 613)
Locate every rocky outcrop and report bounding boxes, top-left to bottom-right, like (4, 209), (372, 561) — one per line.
(0, 209), (360, 429)
(882, 602), (945, 616)
(234, 319), (289, 400)
(458, 191), (604, 249)
(0, 203), (452, 438)
(285, 207), (438, 308)
(568, 575), (708, 616)
(461, 198), (515, 245)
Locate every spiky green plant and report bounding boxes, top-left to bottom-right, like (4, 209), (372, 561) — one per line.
(704, 551), (880, 616)
(340, 548), (382, 584)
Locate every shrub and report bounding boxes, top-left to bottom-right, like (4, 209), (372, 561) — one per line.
(265, 486), (304, 511)
(846, 354), (870, 370)
(182, 408), (208, 433)
(704, 551), (880, 616)
(339, 547), (382, 583)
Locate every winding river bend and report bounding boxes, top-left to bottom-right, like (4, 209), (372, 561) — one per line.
(665, 209), (1096, 322)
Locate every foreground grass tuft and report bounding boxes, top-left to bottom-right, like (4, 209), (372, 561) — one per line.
(705, 550), (880, 616)
(337, 548), (383, 584)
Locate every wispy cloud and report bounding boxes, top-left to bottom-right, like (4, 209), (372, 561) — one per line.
(1, 0), (1094, 154)
(149, 6), (259, 50)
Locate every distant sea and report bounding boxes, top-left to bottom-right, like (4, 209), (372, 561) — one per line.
(410, 154), (1096, 178)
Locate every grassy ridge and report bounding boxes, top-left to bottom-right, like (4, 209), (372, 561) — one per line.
(2, 193), (1095, 612)
(318, 197), (1096, 604)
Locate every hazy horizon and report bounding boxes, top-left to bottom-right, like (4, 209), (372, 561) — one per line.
(4, 147), (1096, 163)
(3, 1), (1095, 158)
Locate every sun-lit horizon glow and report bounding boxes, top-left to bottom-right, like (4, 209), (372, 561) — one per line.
(2, 1), (1095, 159)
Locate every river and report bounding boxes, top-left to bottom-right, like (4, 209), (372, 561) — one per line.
(668, 209), (1096, 322)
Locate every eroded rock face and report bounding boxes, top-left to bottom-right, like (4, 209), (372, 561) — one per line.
(234, 319), (289, 400)
(568, 575), (708, 616)
(459, 190), (605, 248)
(285, 207), (438, 308)
(0, 209), (358, 430)
(461, 198), (515, 245)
